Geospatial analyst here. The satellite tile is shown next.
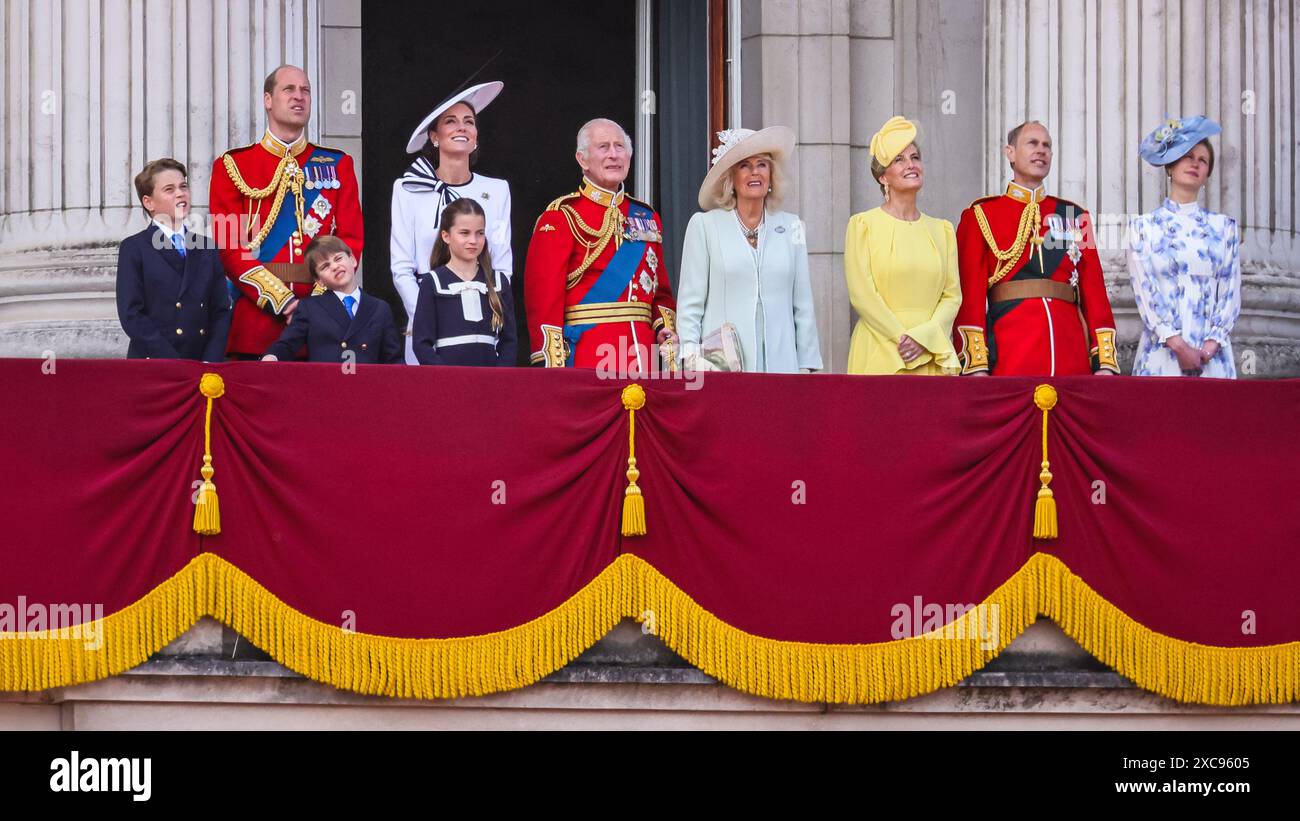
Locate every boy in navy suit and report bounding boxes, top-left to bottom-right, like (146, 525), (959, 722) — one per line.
(262, 236), (402, 364)
(116, 159), (231, 360)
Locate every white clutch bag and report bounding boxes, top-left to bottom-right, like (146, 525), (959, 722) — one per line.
(690, 322), (745, 372)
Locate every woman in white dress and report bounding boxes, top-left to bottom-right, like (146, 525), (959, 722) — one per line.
(391, 81), (513, 364)
(676, 127), (822, 373)
(1128, 115), (1240, 378)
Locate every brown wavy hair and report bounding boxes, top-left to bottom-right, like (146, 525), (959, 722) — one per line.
(429, 198), (503, 331)
(420, 102), (480, 166)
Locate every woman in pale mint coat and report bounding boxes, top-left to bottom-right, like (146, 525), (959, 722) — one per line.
(676, 127), (823, 373)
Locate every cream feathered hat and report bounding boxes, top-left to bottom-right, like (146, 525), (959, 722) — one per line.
(697, 126), (795, 211)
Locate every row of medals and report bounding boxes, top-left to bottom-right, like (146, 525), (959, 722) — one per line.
(302, 165), (341, 190)
(284, 166), (334, 257)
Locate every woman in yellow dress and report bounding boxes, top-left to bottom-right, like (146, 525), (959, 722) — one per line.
(844, 116), (961, 375)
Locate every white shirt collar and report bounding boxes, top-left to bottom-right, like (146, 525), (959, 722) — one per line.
(1164, 197), (1200, 216)
(151, 217), (184, 240)
(333, 287), (362, 306)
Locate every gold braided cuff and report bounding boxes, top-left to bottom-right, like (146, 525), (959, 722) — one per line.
(957, 326), (990, 374)
(239, 266), (295, 314)
(1093, 328), (1120, 372)
(534, 324), (567, 368)
(654, 306), (677, 334)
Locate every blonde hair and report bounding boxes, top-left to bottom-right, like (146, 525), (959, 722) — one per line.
(713, 153), (787, 211)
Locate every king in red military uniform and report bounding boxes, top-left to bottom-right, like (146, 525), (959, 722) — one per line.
(953, 121), (1119, 377)
(210, 64), (364, 358)
(525, 118), (677, 372)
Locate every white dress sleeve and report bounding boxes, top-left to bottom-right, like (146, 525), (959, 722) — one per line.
(788, 215), (823, 370)
(1126, 215), (1180, 343)
(390, 181), (421, 321)
(490, 179), (514, 276)
(675, 211), (711, 362)
(1208, 218), (1241, 344)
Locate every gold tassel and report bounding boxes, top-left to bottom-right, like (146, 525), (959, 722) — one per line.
(193, 373), (226, 536)
(1032, 383), (1058, 539)
(621, 383), (647, 536)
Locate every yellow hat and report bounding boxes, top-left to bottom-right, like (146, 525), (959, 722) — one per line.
(869, 116), (918, 167)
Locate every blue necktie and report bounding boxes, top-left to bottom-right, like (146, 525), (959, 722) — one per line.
(170, 232), (187, 258)
(343, 295), (356, 318)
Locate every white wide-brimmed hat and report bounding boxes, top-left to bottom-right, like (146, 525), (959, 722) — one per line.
(697, 126), (795, 210)
(405, 81), (504, 154)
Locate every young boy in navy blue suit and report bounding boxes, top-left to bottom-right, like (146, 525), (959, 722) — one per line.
(116, 159), (231, 360)
(262, 236), (402, 364)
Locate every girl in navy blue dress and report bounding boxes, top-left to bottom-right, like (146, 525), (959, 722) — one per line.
(412, 198), (517, 366)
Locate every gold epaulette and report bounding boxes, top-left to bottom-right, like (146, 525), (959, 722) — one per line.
(533, 192), (581, 233)
(965, 194), (1000, 211)
(544, 191), (581, 212)
(225, 141), (260, 157)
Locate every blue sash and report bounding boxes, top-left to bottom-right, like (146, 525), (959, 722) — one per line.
(254, 148), (342, 263)
(562, 202), (653, 365)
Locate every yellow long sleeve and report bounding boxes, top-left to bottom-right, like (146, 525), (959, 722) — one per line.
(844, 213), (908, 342)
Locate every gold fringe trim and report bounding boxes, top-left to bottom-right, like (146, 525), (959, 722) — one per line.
(0, 553), (629, 699)
(2, 553), (1298, 705)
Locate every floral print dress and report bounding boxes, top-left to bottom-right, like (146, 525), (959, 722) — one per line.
(1126, 199), (1241, 377)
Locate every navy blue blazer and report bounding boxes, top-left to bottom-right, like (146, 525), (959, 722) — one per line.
(115, 225), (232, 360)
(264, 290), (403, 364)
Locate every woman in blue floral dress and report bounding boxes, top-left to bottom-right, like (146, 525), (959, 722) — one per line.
(1127, 116), (1240, 378)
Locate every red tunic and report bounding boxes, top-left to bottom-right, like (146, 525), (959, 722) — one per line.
(209, 131), (364, 356)
(524, 179), (676, 372)
(953, 182), (1119, 376)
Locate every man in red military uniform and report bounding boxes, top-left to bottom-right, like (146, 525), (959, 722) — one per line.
(210, 64), (364, 358)
(525, 118), (678, 373)
(953, 121), (1119, 376)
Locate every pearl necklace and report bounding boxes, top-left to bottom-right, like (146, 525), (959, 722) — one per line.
(735, 208), (763, 246)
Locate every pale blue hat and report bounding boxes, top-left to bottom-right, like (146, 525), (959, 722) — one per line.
(1139, 115), (1221, 166)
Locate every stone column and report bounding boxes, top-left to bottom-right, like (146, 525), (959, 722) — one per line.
(985, 0), (1300, 376)
(0, 0), (327, 358)
(742, 0), (854, 372)
(740, 0), (984, 373)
